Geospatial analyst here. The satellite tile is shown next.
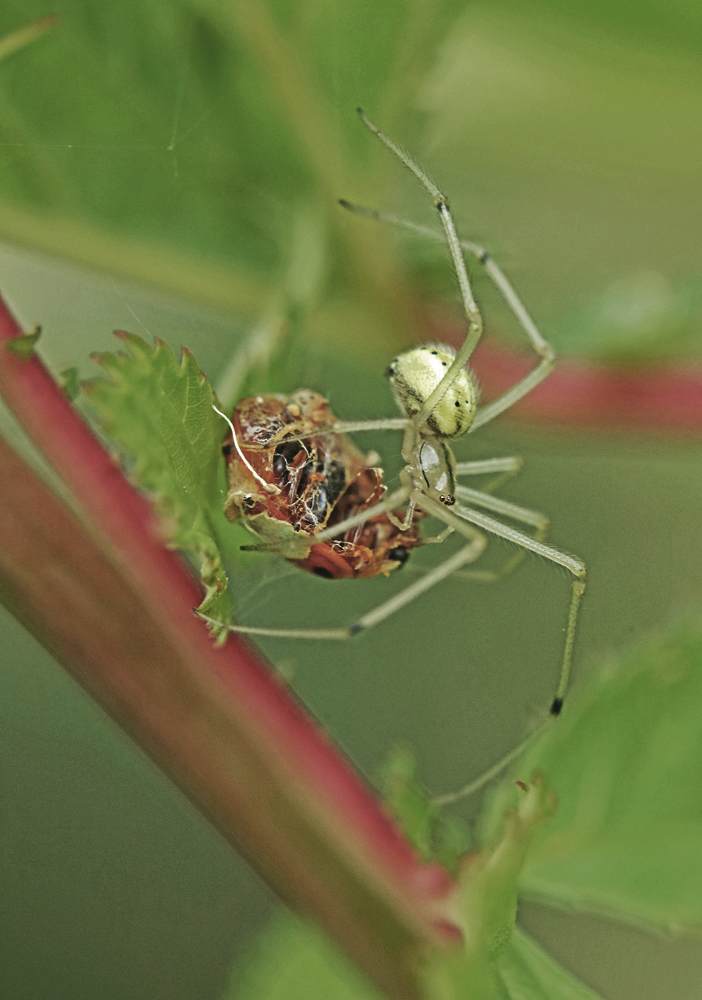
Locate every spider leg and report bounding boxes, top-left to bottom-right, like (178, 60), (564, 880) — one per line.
(196, 528), (486, 641)
(196, 484), (431, 639)
(416, 493), (586, 717)
(285, 417), (408, 447)
(468, 249), (555, 430)
(431, 722), (550, 805)
(449, 485), (549, 584)
(356, 110), (483, 438)
(416, 482), (548, 576)
(232, 485), (413, 553)
(311, 486), (411, 544)
(387, 499), (416, 532)
(454, 485), (548, 532)
(194, 614), (350, 641)
(454, 457), (524, 477)
(340, 190), (556, 427)
(421, 525), (454, 545)
(454, 456), (524, 497)
(349, 526), (485, 633)
(326, 418), (408, 434)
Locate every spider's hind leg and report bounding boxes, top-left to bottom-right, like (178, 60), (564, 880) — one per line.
(418, 492), (586, 722)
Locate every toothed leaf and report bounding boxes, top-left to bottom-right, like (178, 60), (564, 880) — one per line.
(82, 332), (228, 626)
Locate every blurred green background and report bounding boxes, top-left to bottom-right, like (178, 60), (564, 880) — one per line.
(1, 1), (702, 998)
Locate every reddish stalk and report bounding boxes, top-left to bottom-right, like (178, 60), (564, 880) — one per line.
(472, 340), (702, 434)
(0, 291), (460, 1000)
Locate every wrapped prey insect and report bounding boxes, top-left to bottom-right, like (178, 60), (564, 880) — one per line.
(220, 389), (423, 584)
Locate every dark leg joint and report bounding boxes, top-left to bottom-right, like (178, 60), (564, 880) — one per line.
(349, 621), (364, 636)
(549, 697), (564, 717)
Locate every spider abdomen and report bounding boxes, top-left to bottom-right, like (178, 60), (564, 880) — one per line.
(385, 344), (478, 438)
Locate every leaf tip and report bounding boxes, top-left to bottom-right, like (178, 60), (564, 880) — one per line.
(58, 366), (80, 400)
(5, 324), (41, 360)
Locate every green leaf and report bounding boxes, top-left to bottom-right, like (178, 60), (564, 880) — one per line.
(226, 784), (608, 1000)
(229, 913), (382, 1000)
(82, 331), (229, 626)
(554, 273), (702, 365)
(4, 324), (41, 359)
(481, 620), (702, 933)
(498, 927), (604, 1000)
(0, 14), (57, 65)
(0, 0), (460, 354)
(380, 745), (470, 874)
(58, 366), (81, 401)
(423, 778), (558, 1000)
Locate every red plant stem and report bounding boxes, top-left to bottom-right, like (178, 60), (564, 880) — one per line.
(0, 291), (460, 999)
(471, 340), (702, 433)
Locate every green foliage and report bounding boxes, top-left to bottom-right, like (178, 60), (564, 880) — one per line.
(58, 365), (81, 400)
(228, 781), (602, 1000)
(3, 2), (702, 362)
(3, 3), (702, 998)
(554, 273), (702, 365)
(481, 620), (702, 933)
(380, 745), (470, 875)
(5, 324), (41, 359)
(0, 14), (56, 64)
(232, 619), (702, 998)
(497, 927), (603, 1000)
(229, 915), (382, 1000)
(81, 331), (229, 626)
(422, 778), (559, 1000)
(228, 914), (606, 1000)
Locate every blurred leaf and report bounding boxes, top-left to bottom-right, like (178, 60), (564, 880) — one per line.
(480, 620), (702, 933)
(58, 365), (80, 400)
(381, 745), (470, 874)
(424, 778), (559, 1000)
(229, 904), (609, 1000)
(415, 6), (702, 363)
(497, 927), (604, 1000)
(81, 331), (229, 624)
(0, 13), (57, 64)
(232, 783), (592, 1000)
(229, 913), (382, 1000)
(0, 0), (465, 355)
(4, 322), (40, 358)
(3, 2), (702, 368)
(554, 272), (702, 365)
